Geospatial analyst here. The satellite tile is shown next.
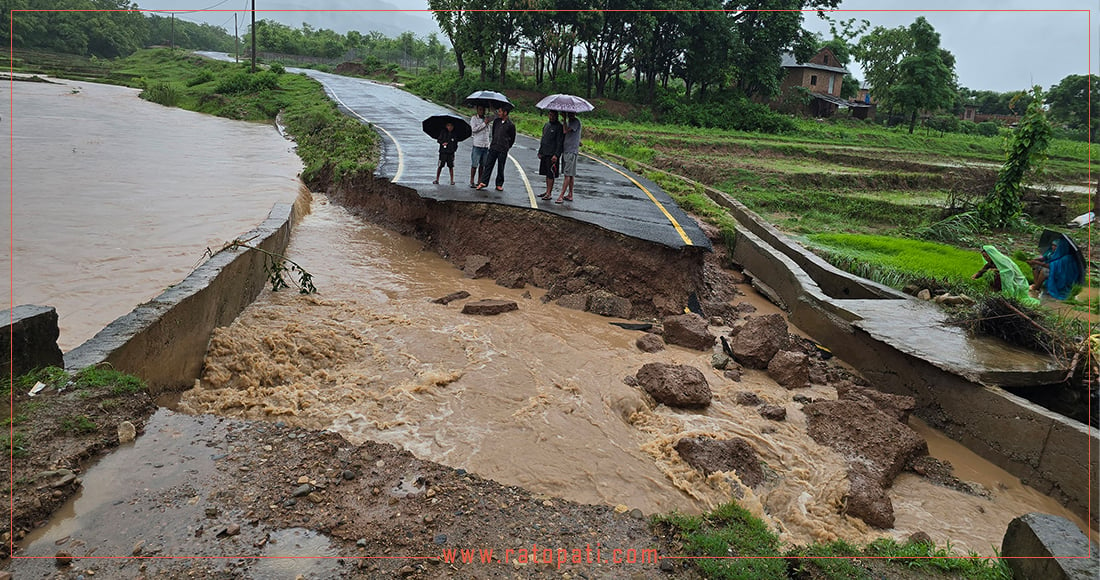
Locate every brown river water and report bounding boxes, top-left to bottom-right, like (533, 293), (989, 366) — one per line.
(6, 77), (1089, 558)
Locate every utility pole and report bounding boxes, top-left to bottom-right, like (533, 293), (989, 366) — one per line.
(170, 14), (174, 48)
(251, 0), (256, 73)
(234, 13), (239, 63)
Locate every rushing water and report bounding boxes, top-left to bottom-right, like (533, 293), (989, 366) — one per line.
(1, 78), (302, 351)
(7, 76), (1089, 558)
(178, 194), (1091, 555)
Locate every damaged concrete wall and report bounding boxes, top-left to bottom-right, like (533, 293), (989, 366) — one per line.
(64, 196), (309, 394)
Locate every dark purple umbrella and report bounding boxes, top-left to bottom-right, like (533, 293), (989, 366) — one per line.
(535, 93), (595, 113)
(422, 114), (472, 141)
(463, 90), (513, 112)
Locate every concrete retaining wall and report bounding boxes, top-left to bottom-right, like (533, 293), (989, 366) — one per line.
(64, 196), (308, 394)
(1, 305), (64, 376)
(710, 190), (1098, 529)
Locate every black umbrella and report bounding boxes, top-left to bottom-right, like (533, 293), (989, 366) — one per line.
(463, 90), (514, 112)
(1037, 229), (1087, 284)
(422, 114), (472, 142)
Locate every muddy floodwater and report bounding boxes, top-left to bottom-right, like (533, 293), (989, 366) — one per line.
(1, 78), (302, 351)
(177, 194), (1088, 556)
(7, 76), (1089, 560)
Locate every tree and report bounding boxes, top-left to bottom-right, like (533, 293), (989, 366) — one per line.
(886, 17), (957, 133)
(851, 24), (912, 111)
(1046, 74), (1099, 141)
(978, 87), (1053, 228)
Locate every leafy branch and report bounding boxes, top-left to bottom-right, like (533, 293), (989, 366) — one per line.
(208, 237), (317, 294)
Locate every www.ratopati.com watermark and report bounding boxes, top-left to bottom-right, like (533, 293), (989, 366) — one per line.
(439, 542), (660, 569)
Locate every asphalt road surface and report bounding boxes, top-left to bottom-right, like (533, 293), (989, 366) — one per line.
(302, 70), (711, 251)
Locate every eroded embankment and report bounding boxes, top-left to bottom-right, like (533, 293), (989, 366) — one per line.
(312, 168), (719, 321)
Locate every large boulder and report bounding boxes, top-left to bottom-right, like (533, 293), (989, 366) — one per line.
(804, 396), (928, 529)
(661, 313), (715, 351)
(635, 363), (712, 408)
(674, 437), (763, 486)
(463, 255), (491, 278)
(1002, 513), (1098, 580)
(766, 350), (810, 389)
(727, 314), (789, 369)
(835, 383), (916, 422)
(589, 291), (632, 319)
(635, 333), (665, 353)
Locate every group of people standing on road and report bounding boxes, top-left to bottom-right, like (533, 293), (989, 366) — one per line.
(450, 104), (581, 203)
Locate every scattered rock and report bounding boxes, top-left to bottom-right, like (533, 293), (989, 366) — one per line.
(431, 291), (470, 305)
(723, 368), (742, 382)
(293, 484), (313, 497)
(495, 272), (526, 289)
(708, 316), (724, 326)
(635, 363), (712, 408)
(1002, 513), (1099, 580)
(555, 293), (590, 311)
(835, 383), (916, 422)
(907, 531), (933, 546)
(461, 299), (518, 316)
(117, 421), (136, 443)
(766, 350), (810, 389)
(635, 333), (665, 353)
(727, 314), (790, 368)
(674, 437), (764, 486)
(734, 391), (762, 406)
(661, 313), (715, 351)
(463, 255), (491, 278)
(589, 291), (632, 319)
(55, 551), (73, 567)
(342, 470), (356, 481)
(623, 375), (638, 387)
(792, 394), (814, 404)
(917, 289), (932, 300)
(132, 540), (144, 556)
(759, 405), (787, 421)
(711, 351), (732, 370)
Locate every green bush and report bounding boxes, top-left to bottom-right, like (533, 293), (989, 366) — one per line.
(976, 120), (1000, 137)
(214, 70), (279, 94)
(140, 81), (179, 106)
(186, 68), (215, 86)
(269, 63), (286, 75)
(656, 92), (795, 134)
(958, 119), (978, 134)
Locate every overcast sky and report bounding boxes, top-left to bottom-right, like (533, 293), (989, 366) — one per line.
(135, 1), (1097, 93)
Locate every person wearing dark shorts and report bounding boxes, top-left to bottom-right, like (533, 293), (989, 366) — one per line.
(536, 110), (564, 200)
(434, 121), (458, 185)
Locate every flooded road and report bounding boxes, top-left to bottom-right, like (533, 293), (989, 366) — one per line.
(1, 78), (302, 351)
(177, 194), (1089, 555)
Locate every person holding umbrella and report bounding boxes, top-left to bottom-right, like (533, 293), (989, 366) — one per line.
(534, 94), (594, 204)
(433, 119), (459, 185)
(537, 110), (564, 200)
(477, 106), (516, 192)
(422, 113), (472, 186)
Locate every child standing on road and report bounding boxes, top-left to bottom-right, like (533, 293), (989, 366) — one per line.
(434, 121), (458, 185)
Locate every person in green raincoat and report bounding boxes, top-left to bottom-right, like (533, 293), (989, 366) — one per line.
(973, 245), (1039, 306)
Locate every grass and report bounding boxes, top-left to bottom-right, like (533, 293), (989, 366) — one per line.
(658, 502), (1013, 580)
(59, 414), (98, 435)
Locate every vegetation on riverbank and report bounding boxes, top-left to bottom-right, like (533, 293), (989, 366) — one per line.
(656, 502), (1012, 579)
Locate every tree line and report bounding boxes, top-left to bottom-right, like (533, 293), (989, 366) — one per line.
(4, 0), (236, 57)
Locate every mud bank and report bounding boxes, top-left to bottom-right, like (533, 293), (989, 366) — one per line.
(318, 169), (714, 321)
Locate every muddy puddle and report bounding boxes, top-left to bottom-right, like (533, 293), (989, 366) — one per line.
(170, 194), (1088, 555)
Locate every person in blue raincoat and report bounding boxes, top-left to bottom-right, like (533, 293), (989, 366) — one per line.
(1028, 238), (1084, 300)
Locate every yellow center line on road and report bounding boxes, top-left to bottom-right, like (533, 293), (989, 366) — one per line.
(580, 153), (693, 246)
(509, 153), (537, 207)
(319, 78), (405, 182)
